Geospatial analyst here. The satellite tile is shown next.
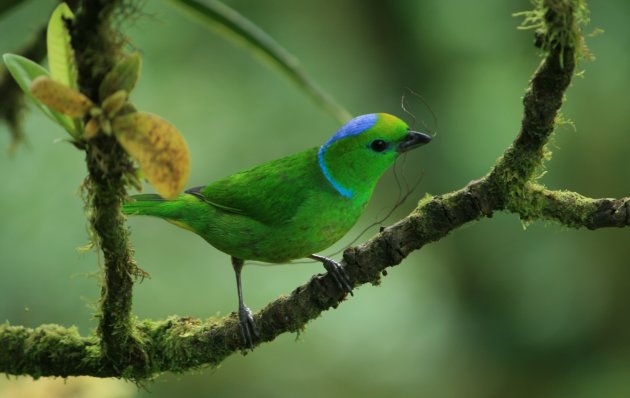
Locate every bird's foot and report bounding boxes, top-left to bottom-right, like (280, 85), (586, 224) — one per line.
(238, 304), (259, 349)
(320, 257), (354, 296)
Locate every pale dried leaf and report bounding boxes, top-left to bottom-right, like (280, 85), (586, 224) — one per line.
(30, 76), (93, 118)
(112, 112), (190, 199)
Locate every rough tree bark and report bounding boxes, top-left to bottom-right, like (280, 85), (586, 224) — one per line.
(1, 0), (627, 381)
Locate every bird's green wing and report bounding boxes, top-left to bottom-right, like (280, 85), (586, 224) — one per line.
(185, 187), (246, 215)
(196, 147), (324, 225)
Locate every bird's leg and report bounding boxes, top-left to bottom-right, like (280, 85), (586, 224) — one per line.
(310, 254), (354, 296)
(231, 256), (258, 348)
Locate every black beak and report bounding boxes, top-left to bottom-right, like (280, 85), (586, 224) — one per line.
(397, 130), (433, 153)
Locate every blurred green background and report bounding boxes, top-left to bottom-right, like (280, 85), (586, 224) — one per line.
(2, 0), (630, 397)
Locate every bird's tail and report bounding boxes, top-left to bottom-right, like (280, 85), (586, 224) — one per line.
(122, 194), (173, 218)
(122, 193), (205, 234)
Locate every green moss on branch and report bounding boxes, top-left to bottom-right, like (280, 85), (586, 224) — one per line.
(489, 0), (578, 211)
(506, 183), (630, 229)
(70, 0), (148, 377)
(0, 323), (109, 378)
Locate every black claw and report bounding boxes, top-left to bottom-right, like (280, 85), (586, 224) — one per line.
(320, 257), (354, 296)
(238, 304), (259, 348)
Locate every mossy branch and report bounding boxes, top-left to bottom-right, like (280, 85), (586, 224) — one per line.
(509, 183), (630, 229)
(1, 0), (626, 381)
(69, 0), (148, 377)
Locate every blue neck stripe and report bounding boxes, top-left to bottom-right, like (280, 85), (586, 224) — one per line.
(317, 114), (378, 198)
(318, 146), (353, 198)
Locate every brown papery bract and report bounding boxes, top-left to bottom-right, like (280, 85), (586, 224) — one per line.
(112, 111), (190, 199)
(30, 76), (93, 118)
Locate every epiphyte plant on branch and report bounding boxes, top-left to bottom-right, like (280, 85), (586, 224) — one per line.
(1, 0), (629, 385)
(3, 3), (190, 199)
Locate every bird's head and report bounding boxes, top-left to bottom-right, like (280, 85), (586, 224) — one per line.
(318, 113), (432, 200)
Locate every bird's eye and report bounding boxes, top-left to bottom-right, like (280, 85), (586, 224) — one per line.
(370, 139), (388, 152)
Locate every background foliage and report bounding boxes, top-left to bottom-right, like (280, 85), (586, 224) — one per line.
(1, 0), (630, 397)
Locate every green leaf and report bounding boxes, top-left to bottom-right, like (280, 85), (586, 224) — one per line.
(165, 0), (352, 124)
(2, 53), (78, 136)
(47, 2), (77, 89)
(99, 52), (142, 102)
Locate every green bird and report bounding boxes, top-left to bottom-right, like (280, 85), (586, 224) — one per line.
(122, 113), (432, 346)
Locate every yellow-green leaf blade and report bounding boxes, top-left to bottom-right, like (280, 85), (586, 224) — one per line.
(112, 112), (190, 199)
(47, 2), (77, 89)
(99, 52), (142, 102)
